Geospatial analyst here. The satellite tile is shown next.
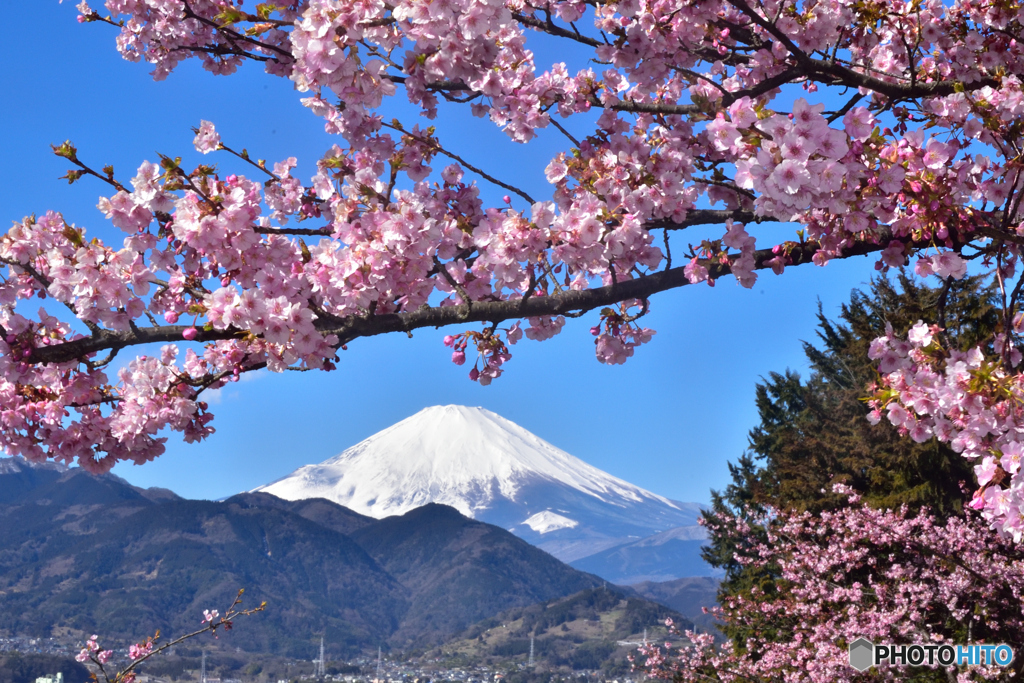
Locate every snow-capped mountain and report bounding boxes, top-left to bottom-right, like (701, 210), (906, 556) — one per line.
(254, 405), (705, 564)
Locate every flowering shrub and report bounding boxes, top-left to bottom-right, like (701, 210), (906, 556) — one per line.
(8, 0), (1024, 488)
(638, 489), (1024, 682)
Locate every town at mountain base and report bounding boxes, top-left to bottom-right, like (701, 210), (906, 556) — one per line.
(254, 405), (716, 580)
(0, 457), (709, 663)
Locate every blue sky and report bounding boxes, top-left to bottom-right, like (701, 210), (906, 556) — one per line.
(0, 4), (881, 504)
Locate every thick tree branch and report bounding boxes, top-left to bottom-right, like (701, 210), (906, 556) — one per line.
(647, 209), (762, 230)
(326, 233), (907, 346)
(253, 225), (331, 236)
(608, 100), (704, 116)
(384, 75), (473, 92)
(28, 228), (950, 366)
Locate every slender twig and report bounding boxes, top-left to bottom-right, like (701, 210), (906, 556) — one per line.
(434, 255), (474, 315)
(512, 11), (601, 47)
(103, 590), (266, 683)
(52, 144), (129, 193)
(826, 92), (865, 123)
(211, 140), (281, 181)
(383, 122), (536, 204)
(548, 117), (581, 147)
(0, 257), (102, 335)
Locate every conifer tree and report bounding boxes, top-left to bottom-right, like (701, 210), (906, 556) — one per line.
(702, 272), (1000, 641)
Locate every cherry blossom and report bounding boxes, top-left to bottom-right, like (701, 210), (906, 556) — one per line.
(75, 591), (265, 683)
(638, 490), (1024, 682)
(128, 642), (154, 661)
(11, 0), (1024, 478)
(191, 121), (219, 155)
(868, 312), (1024, 539)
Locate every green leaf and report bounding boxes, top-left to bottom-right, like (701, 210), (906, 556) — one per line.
(255, 3), (281, 19)
(214, 7), (245, 26)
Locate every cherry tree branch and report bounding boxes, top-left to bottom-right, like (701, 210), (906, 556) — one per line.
(723, 0), (997, 101)
(27, 228), (946, 366)
(180, 0), (291, 59)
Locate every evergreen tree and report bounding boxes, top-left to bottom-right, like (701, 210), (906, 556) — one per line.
(702, 272), (1000, 644)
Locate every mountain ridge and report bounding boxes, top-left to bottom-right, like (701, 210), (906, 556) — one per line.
(570, 524), (720, 584)
(0, 457), (609, 656)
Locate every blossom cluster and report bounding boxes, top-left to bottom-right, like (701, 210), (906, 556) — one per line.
(11, 0), (1024, 471)
(589, 304), (655, 365)
(868, 312), (1024, 540)
(76, 636), (112, 665)
(443, 325), (520, 384)
(638, 490), (1024, 682)
(128, 641), (154, 661)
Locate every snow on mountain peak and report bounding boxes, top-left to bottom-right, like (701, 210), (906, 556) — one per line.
(254, 404), (681, 521)
(522, 511), (579, 534)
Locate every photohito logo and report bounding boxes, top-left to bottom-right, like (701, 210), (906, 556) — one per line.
(848, 640), (1014, 671)
(848, 639), (874, 672)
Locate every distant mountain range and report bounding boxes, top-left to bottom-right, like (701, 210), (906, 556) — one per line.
(572, 525), (714, 584)
(0, 457), (672, 659)
(253, 405), (716, 580)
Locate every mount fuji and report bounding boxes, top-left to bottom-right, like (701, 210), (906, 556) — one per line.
(254, 405), (710, 574)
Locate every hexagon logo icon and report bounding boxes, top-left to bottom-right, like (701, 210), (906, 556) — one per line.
(849, 638), (874, 672)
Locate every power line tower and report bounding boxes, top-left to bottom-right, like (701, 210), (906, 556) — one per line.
(200, 651), (206, 683)
(375, 647), (382, 683)
(317, 637), (325, 680)
(528, 634), (534, 667)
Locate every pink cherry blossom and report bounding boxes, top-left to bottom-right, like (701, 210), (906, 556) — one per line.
(640, 490), (1024, 682)
(907, 321), (933, 346)
(193, 121), (220, 154)
(932, 251), (967, 280)
(9, 0), (1024, 483)
(842, 106), (876, 141)
(129, 642), (154, 660)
